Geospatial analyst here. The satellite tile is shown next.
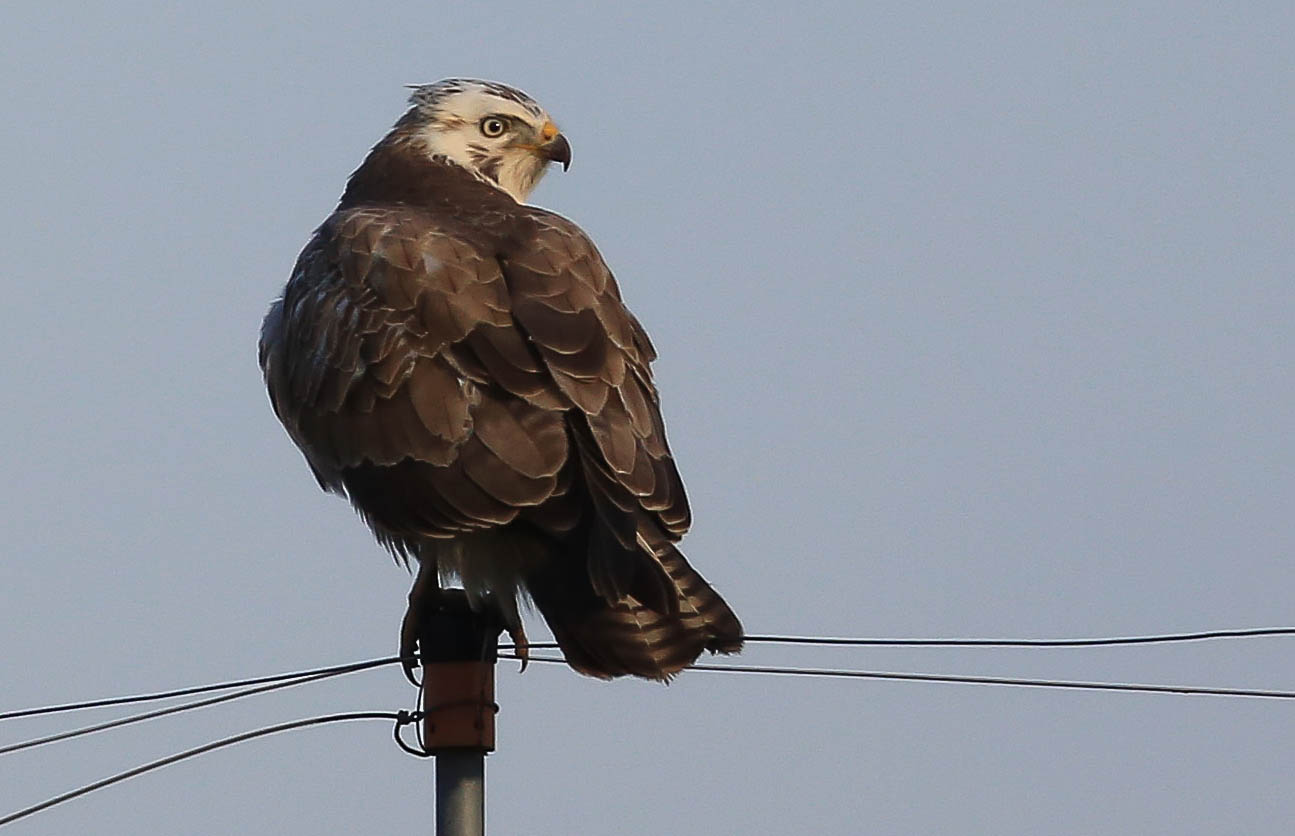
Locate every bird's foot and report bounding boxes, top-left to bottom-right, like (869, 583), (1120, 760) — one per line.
(400, 583), (521, 686)
(399, 586), (439, 687)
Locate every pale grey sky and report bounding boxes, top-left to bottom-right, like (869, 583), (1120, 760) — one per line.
(3, 2), (1294, 834)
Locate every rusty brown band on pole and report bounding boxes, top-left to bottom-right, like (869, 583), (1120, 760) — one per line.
(422, 662), (496, 751)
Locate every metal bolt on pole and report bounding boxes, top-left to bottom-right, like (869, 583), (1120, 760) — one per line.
(420, 590), (502, 836)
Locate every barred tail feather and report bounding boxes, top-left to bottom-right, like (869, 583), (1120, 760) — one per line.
(526, 543), (743, 681)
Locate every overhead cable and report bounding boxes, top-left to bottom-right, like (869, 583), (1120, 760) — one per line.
(514, 655), (1295, 700)
(0, 711), (408, 829)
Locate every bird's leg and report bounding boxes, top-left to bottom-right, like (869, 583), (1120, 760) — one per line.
(400, 556), (440, 686)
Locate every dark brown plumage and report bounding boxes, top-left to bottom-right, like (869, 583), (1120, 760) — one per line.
(259, 80), (742, 680)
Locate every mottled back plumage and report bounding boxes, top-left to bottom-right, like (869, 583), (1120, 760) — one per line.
(259, 80), (742, 679)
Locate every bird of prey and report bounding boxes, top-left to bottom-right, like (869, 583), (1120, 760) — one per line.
(259, 79), (742, 680)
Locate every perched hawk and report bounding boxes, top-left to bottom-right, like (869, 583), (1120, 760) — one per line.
(259, 79), (742, 680)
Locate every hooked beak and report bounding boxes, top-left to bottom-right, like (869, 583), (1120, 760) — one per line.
(541, 133), (572, 171)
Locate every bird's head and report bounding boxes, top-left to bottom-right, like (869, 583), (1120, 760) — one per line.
(400, 78), (571, 203)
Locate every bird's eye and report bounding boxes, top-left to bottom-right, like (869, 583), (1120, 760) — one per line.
(479, 117), (508, 138)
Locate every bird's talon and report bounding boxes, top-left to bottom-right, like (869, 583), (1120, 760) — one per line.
(400, 617), (423, 688)
(507, 623), (529, 672)
(401, 649), (422, 688)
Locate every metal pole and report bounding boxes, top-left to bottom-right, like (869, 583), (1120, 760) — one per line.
(436, 750), (484, 835)
(420, 589), (501, 836)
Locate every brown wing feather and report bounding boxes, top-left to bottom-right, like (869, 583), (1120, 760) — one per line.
(503, 211), (692, 539)
(262, 204), (561, 543)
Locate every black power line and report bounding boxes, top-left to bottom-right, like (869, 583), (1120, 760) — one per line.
(0, 712), (407, 829)
(6, 626), (1295, 727)
(8, 643), (1295, 828)
(0, 660), (397, 757)
(742, 626), (1295, 648)
(513, 655), (1295, 700)
(0, 656), (401, 722)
